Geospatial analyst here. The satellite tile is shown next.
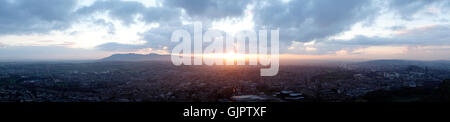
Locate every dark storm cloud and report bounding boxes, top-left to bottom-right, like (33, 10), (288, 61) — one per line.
(0, 0), (77, 35)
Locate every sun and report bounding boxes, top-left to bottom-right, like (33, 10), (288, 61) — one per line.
(222, 52), (246, 61)
(202, 52), (248, 64)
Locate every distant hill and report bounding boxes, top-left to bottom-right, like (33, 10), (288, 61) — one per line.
(353, 59), (450, 70)
(100, 53), (170, 62)
(360, 59), (450, 65)
(361, 59), (423, 65)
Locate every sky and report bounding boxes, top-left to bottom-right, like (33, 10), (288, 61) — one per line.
(0, 0), (449, 61)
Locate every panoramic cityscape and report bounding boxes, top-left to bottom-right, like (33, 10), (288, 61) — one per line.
(1, 55), (450, 102)
(0, 0), (449, 104)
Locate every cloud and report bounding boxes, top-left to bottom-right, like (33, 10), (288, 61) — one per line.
(142, 24), (198, 48)
(76, 0), (181, 25)
(92, 0), (450, 59)
(351, 46), (408, 55)
(0, 0), (182, 35)
(253, 0), (378, 45)
(95, 42), (146, 51)
(76, 0), (146, 25)
(388, 0), (438, 20)
(0, 0), (450, 60)
(0, 0), (77, 35)
(328, 25), (450, 46)
(281, 24), (449, 60)
(0, 46), (110, 60)
(281, 24), (450, 57)
(96, 23), (197, 51)
(163, 0), (252, 20)
(95, 42), (169, 55)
